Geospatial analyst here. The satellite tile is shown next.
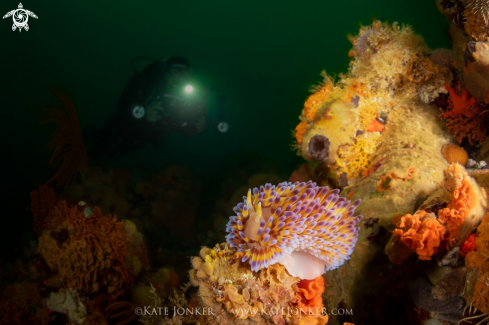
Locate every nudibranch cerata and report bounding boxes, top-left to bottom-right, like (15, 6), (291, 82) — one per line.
(225, 181), (362, 279)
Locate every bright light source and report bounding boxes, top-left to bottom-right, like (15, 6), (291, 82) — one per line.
(184, 85), (194, 94)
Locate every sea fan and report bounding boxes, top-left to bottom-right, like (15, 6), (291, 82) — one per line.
(41, 89), (88, 188)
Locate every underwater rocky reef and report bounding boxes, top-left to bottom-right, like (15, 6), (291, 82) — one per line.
(3, 1), (489, 325)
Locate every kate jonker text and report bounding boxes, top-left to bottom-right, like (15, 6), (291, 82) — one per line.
(139, 306), (214, 316)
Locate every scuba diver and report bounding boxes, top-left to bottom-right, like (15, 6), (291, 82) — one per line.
(85, 55), (228, 159)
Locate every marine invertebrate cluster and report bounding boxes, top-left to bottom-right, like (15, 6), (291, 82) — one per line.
(441, 83), (488, 145)
(392, 211), (446, 260)
(295, 21), (457, 321)
(187, 243), (329, 325)
(436, 0), (489, 104)
(295, 20), (452, 180)
(464, 0), (489, 23)
(387, 163), (486, 261)
(225, 181), (362, 278)
(463, 0), (489, 41)
(38, 199), (134, 297)
(466, 212), (489, 312)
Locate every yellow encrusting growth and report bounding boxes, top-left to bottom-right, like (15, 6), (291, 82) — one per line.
(336, 132), (381, 178)
(295, 20), (452, 183)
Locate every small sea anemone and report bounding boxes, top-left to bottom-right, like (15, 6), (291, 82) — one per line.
(225, 181), (362, 279)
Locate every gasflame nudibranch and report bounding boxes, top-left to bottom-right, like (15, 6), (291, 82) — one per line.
(225, 181), (362, 279)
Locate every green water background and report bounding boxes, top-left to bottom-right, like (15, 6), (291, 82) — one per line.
(0, 0), (449, 262)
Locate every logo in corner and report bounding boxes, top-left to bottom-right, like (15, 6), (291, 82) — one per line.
(3, 3), (37, 32)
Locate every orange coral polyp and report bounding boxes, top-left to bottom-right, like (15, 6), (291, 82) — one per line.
(296, 275), (325, 313)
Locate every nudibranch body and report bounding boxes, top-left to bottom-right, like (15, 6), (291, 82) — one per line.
(225, 181), (362, 279)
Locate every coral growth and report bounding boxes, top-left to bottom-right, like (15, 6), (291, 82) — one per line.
(41, 89), (88, 188)
(466, 212), (489, 312)
(392, 211), (446, 260)
(225, 181), (362, 277)
(38, 199), (135, 297)
(441, 83), (488, 145)
(299, 21), (456, 321)
(187, 243), (328, 325)
(295, 21), (452, 179)
(463, 0), (489, 40)
(387, 163), (487, 262)
(437, 0), (489, 103)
